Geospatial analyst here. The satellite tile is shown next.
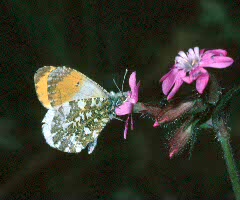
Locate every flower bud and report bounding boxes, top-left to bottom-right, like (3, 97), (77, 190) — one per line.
(142, 100), (195, 127)
(169, 120), (193, 159)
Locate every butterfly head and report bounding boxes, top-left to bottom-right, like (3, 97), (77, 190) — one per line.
(109, 91), (129, 108)
(109, 69), (130, 108)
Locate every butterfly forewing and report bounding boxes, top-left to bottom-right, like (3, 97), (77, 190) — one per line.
(47, 67), (108, 108)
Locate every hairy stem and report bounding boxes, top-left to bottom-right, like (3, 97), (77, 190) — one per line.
(206, 83), (240, 199)
(217, 124), (240, 200)
(213, 115), (240, 199)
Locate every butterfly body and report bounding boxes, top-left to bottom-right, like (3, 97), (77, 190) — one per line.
(34, 66), (127, 153)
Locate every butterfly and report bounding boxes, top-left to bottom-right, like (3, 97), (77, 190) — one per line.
(34, 66), (128, 154)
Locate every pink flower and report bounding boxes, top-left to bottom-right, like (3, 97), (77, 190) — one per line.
(160, 47), (234, 100)
(115, 72), (140, 139)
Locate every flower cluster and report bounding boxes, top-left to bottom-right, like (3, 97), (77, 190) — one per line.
(116, 47), (234, 158)
(141, 99), (200, 158)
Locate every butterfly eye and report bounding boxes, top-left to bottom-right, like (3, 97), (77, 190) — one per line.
(115, 100), (122, 107)
(116, 95), (128, 107)
(115, 98), (124, 107)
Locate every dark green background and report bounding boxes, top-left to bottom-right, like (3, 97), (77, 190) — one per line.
(1, 0), (240, 199)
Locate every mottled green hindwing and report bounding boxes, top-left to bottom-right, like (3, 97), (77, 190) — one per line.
(42, 97), (114, 154)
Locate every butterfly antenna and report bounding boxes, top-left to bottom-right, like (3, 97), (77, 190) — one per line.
(121, 69), (128, 93)
(113, 78), (121, 93)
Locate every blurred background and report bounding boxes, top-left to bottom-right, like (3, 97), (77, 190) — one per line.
(1, 0), (240, 199)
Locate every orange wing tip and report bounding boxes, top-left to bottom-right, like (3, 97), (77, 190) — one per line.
(34, 66), (56, 109)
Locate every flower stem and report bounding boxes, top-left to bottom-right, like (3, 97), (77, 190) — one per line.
(218, 131), (240, 200)
(210, 84), (240, 199)
(133, 102), (147, 113)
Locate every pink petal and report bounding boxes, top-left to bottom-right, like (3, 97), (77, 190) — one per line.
(160, 67), (174, 82)
(167, 78), (184, 100)
(129, 71), (140, 104)
(124, 115), (130, 139)
(129, 71), (136, 84)
(196, 69), (209, 94)
(189, 67), (204, 80)
(204, 49), (227, 56)
(115, 102), (133, 115)
(153, 121), (160, 128)
(161, 68), (179, 95)
(167, 70), (186, 100)
(169, 149), (178, 159)
(182, 75), (194, 84)
(200, 49), (205, 56)
(201, 52), (214, 61)
(200, 56), (233, 68)
(129, 82), (140, 104)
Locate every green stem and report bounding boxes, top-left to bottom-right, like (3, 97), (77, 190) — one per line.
(210, 84), (240, 199)
(218, 132), (240, 200)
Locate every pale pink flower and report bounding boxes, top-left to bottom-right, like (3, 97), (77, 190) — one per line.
(160, 47), (234, 100)
(115, 72), (140, 139)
